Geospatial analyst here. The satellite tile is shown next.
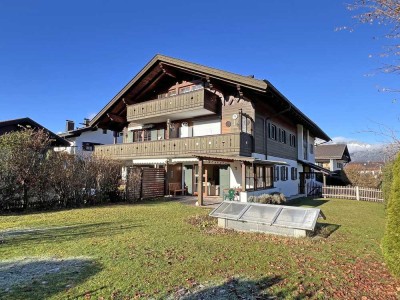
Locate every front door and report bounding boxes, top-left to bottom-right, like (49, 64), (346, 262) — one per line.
(299, 173), (305, 194)
(219, 165), (230, 196)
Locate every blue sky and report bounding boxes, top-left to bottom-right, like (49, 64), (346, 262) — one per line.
(0, 0), (398, 144)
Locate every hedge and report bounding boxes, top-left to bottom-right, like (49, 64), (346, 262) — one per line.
(382, 153), (400, 277)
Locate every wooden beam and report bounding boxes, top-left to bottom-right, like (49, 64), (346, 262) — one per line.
(107, 113), (126, 124)
(159, 63), (177, 78)
(236, 84), (243, 98)
(133, 70), (166, 100)
(197, 159), (203, 206)
(206, 76), (213, 89)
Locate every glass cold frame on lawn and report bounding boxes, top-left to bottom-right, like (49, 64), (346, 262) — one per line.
(209, 202), (323, 231)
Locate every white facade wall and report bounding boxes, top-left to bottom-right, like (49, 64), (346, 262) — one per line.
(267, 155), (299, 197)
(192, 119), (221, 137)
(308, 133), (315, 163)
(229, 161), (242, 188)
(55, 129), (122, 154)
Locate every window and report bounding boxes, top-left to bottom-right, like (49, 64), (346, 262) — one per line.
(179, 86), (191, 94)
(280, 166), (288, 181)
(310, 143), (314, 154)
(247, 165), (274, 190)
(102, 129), (107, 134)
(265, 167), (273, 188)
(274, 166), (280, 182)
(268, 124), (277, 140)
(82, 142), (94, 151)
(133, 130), (151, 142)
(337, 162), (343, 169)
(256, 166), (265, 189)
(245, 165), (254, 190)
(290, 134), (296, 147)
(291, 167), (298, 180)
(280, 129), (287, 144)
(168, 90), (177, 97)
(192, 84), (203, 91)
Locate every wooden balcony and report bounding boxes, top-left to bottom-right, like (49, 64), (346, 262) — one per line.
(126, 89), (218, 124)
(94, 132), (252, 160)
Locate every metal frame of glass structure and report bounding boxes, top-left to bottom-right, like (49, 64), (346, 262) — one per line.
(209, 201), (325, 232)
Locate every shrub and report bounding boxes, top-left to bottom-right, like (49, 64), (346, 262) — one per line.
(258, 194), (272, 204)
(382, 154), (400, 277)
(0, 129), (123, 212)
(271, 192), (286, 204)
(247, 196), (256, 203)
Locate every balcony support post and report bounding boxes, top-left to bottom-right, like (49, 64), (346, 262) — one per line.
(197, 159), (204, 206)
(166, 119), (171, 140)
(113, 131), (118, 144)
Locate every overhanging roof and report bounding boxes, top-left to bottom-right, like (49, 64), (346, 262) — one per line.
(191, 153), (289, 165)
(298, 159), (331, 175)
(89, 54), (330, 141)
(0, 117), (70, 147)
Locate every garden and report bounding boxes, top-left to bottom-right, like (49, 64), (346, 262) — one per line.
(0, 197), (398, 299)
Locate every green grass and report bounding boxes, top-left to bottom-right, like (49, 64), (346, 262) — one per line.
(0, 198), (398, 299)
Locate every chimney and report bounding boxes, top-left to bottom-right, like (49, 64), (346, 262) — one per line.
(66, 120), (75, 132)
(83, 118), (90, 127)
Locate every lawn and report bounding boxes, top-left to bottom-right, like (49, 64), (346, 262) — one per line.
(0, 198), (398, 299)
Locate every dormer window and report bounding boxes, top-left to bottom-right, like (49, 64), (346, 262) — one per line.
(168, 90), (177, 97)
(158, 81), (204, 99)
(179, 86), (191, 94)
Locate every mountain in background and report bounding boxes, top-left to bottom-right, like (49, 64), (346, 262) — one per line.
(323, 137), (398, 163)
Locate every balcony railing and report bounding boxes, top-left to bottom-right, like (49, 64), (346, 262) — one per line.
(126, 89), (218, 123)
(94, 132), (252, 160)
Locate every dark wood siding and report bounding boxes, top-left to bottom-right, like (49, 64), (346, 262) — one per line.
(266, 117), (297, 160)
(250, 95), (298, 160)
(254, 115), (265, 154)
(221, 99), (255, 134)
(141, 168), (165, 199)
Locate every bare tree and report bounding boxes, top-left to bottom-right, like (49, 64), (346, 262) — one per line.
(346, 0), (400, 74)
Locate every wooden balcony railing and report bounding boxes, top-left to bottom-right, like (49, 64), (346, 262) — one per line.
(94, 132), (252, 160)
(126, 89), (218, 122)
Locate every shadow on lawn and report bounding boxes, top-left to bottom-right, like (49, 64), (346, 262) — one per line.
(179, 276), (313, 299)
(288, 197), (329, 208)
(0, 257), (101, 300)
(1, 221), (141, 246)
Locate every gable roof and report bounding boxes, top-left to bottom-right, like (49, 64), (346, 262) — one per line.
(315, 144), (351, 162)
(59, 126), (97, 139)
(90, 54), (330, 141)
(0, 117), (70, 147)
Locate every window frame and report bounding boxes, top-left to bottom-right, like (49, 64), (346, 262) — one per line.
(268, 123), (277, 140)
(246, 165), (274, 191)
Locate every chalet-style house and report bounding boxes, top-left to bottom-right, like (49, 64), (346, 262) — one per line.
(55, 119), (122, 154)
(315, 144), (351, 172)
(90, 55), (330, 204)
(0, 117), (69, 147)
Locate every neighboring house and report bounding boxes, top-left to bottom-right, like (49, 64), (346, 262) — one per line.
(55, 119), (122, 155)
(89, 54), (331, 204)
(315, 144), (351, 172)
(0, 117), (69, 147)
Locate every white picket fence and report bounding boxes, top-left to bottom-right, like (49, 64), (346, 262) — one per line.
(322, 185), (383, 203)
